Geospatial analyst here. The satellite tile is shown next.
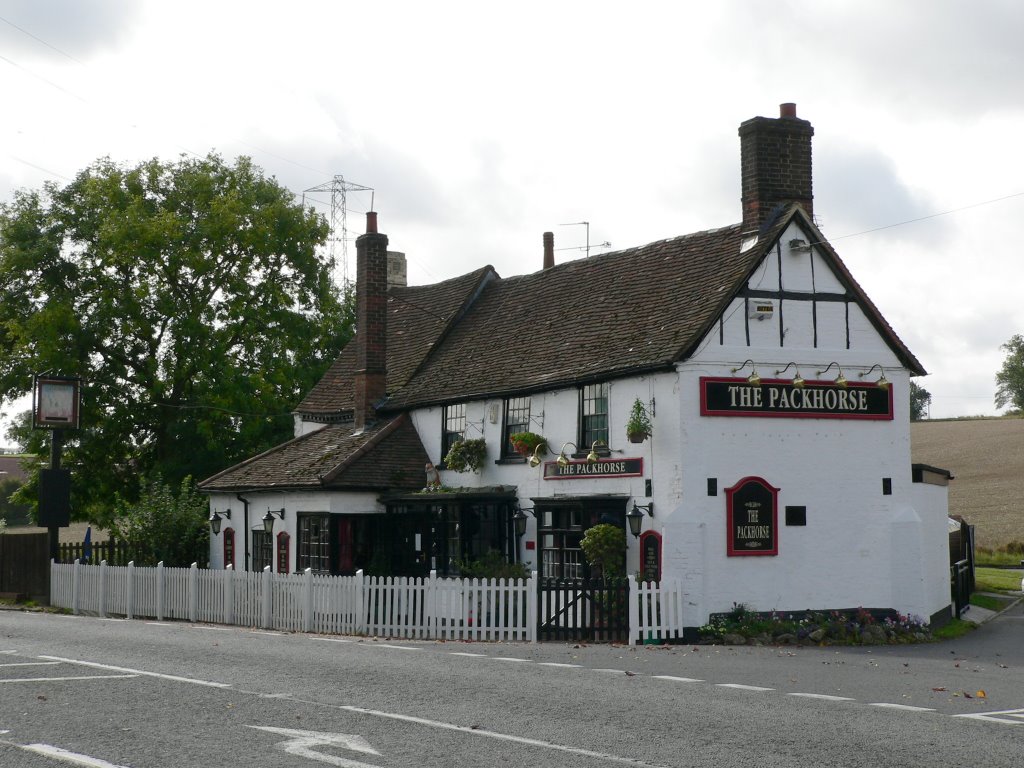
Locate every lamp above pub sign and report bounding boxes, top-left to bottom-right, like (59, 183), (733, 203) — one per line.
(32, 375), (81, 430)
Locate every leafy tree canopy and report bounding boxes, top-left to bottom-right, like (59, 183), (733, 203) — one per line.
(0, 154), (353, 524)
(995, 334), (1024, 412)
(109, 475), (209, 567)
(909, 380), (932, 421)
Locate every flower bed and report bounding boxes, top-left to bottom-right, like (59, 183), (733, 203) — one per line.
(698, 604), (931, 646)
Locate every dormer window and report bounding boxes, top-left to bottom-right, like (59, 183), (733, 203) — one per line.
(580, 382), (609, 450)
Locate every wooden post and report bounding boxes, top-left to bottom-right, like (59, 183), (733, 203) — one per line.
(156, 561), (165, 621)
(188, 562), (198, 623)
(526, 571), (538, 643)
(261, 566), (272, 629)
(126, 561), (135, 620)
(354, 569), (365, 636)
(627, 573), (638, 647)
(71, 558), (80, 616)
(98, 560), (108, 618)
(223, 564), (234, 626)
(302, 567), (313, 633)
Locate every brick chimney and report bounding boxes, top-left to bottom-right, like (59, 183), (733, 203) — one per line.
(739, 103), (814, 233)
(543, 231), (554, 270)
(353, 212), (388, 431)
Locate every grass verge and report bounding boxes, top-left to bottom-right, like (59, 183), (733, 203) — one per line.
(975, 567), (1024, 593)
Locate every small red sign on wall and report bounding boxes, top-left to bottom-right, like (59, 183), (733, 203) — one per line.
(277, 532), (290, 574)
(223, 528), (235, 569)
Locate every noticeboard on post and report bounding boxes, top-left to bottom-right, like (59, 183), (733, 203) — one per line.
(32, 376), (81, 430)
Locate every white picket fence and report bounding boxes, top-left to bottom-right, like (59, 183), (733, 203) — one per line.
(51, 561), (686, 644)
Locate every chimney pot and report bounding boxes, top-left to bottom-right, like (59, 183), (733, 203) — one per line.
(780, 102), (797, 118)
(543, 231), (554, 270)
(366, 211), (378, 234)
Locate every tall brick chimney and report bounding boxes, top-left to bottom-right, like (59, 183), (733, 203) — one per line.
(543, 231), (554, 270)
(353, 212), (388, 431)
(739, 103), (814, 233)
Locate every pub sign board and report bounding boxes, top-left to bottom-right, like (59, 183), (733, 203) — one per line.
(700, 377), (893, 420)
(725, 476), (779, 556)
(32, 375), (81, 429)
(543, 457), (643, 480)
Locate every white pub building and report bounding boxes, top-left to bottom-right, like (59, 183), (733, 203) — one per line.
(201, 104), (952, 636)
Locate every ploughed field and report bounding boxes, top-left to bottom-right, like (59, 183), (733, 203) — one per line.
(911, 417), (1024, 548)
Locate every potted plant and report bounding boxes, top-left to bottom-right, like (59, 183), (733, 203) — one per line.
(626, 398), (652, 443)
(508, 431), (547, 457)
(443, 437), (487, 473)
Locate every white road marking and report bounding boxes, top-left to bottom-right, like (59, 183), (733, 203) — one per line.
(190, 625), (231, 631)
(593, 668), (633, 674)
(537, 662), (581, 668)
(38, 656), (231, 688)
(145, 622), (172, 627)
(653, 675), (704, 683)
(311, 637), (353, 644)
(0, 674), (138, 684)
(0, 661), (62, 668)
(252, 631), (285, 636)
(788, 693), (855, 702)
(449, 652), (487, 657)
(491, 657), (531, 663)
(869, 703), (935, 712)
(373, 644), (422, 651)
(953, 708), (1024, 725)
(21, 743), (132, 767)
(98, 618), (126, 623)
(0, 650), (18, 655)
(335, 704), (673, 768)
(248, 726), (380, 768)
(716, 684), (774, 691)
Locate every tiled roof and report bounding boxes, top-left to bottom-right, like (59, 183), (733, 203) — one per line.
(198, 415), (429, 493)
(384, 222), (753, 408)
(296, 267), (494, 416)
(383, 205), (923, 409)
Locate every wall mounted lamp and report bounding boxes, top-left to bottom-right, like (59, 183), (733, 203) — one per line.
(626, 502), (653, 538)
(209, 509), (231, 535)
(816, 362), (848, 388)
(555, 441), (601, 467)
(512, 507), (531, 538)
(858, 364), (890, 390)
(774, 362), (806, 389)
(527, 444), (546, 468)
(731, 359), (761, 387)
(262, 508), (285, 534)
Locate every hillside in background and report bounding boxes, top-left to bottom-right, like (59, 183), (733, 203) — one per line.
(911, 418), (1024, 548)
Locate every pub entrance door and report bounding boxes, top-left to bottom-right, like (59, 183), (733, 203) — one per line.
(533, 496), (629, 643)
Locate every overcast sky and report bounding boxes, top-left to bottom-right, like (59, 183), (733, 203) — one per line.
(1, 0), (1023, 427)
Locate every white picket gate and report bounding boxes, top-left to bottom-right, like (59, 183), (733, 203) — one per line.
(50, 562), (685, 643)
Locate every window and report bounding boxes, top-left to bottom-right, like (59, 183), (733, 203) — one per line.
(502, 396), (531, 458)
(252, 530), (272, 572)
(298, 513), (331, 573)
(441, 403), (466, 461)
(580, 382), (609, 450)
(539, 507), (584, 579)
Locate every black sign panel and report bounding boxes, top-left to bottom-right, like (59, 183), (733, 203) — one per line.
(640, 531), (661, 582)
(701, 377), (893, 420)
(726, 476), (779, 556)
(38, 467), (71, 527)
(543, 457), (643, 480)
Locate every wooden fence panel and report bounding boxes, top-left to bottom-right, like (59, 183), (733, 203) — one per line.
(0, 533), (49, 599)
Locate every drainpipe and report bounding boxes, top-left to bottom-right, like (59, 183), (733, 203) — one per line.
(236, 494), (251, 572)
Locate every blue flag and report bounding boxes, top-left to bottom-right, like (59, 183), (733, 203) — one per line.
(83, 526), (92, 563)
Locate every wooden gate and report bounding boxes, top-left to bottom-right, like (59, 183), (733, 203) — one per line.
(537, 576), (629, 643)
(0, 533), (50, 601)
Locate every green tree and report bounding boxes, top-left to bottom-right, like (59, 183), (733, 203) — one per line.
(109, 476), (209, 567)
(0, 475), (32, 526)
(0, 154), (353, 524)
(580, 523), (626, 579)
(995, 334), (1024, 412)
(909, 380), (932, 421)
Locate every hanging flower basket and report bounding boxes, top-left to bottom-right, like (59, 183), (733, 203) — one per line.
(443, 438), (487, 473)
(509, 431), (547, 457)
(626, 398), (652, 444)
